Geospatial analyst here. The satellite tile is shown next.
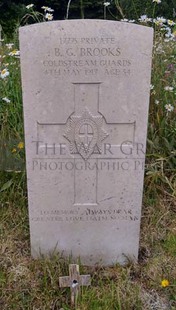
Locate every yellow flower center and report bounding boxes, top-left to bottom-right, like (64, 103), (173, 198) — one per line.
(11, 49), (17, 55)
(1, 69), (6, 74)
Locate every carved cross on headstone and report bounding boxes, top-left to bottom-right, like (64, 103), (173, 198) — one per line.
(37, 82), (135, 206)
(59, 264), (91, 307)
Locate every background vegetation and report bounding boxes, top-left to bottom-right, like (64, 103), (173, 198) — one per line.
(0, 0), (176, 36)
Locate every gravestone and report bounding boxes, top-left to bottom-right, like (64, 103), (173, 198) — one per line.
(19, 20), (153, 265)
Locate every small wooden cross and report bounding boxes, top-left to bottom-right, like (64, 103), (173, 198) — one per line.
(59, 264), (91, 307)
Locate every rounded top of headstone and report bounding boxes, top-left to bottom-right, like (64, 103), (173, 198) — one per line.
(19, 19), (153, 34)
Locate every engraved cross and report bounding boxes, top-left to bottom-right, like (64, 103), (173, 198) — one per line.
(37, 82), (135, 206)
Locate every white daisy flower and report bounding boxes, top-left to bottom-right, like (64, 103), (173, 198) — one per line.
(154, 17), (166, 26)
(26, 4), (34, 9)
(9, 50), (20, 57)
(104, 2), (110, 6)
(5, 43), (14, 49)
(153, 0), (161, 3)
(0, 68), (9, 79)
(164, 86), (173, 91)
(165, 33), (172, 38)
(165, 104), (174, 112)
(47, 8), (54, 12)
(167, 20), (175, 26)
(41, 6), (49, 11)
(164, 38), (171, 42)
(45, 13), (53, 21)
(139, 15), (152, 23)
(121, 19), (129, 22)
(2, 97), (11, 103)
(42, 6), (54, 12)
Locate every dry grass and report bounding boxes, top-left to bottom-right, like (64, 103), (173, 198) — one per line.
(0, 180), (175, 309)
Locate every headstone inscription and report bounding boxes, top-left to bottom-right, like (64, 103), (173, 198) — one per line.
(19, 20), (153, 265)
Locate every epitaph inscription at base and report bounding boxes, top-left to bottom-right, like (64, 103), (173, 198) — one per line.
(20, 20), (153, 265)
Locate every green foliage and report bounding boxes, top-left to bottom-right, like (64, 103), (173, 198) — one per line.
(145, 29), (176, 196)
(114, 0), (176, 19)
(0, 1), (26, 37)
(0, 45), (23, 137)
(163, 234), (176, 256)
(0, 0), (176, 36)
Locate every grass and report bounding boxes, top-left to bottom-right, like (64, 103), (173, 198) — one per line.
(0, 14), (176, 310)
(0, 193), (175, 309)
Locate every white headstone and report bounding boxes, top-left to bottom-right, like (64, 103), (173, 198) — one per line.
(19, 20), (153, 265)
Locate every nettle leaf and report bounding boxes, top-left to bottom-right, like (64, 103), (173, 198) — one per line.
(0, 179), (13, 192)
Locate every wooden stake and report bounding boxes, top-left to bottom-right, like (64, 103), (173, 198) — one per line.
(59, 264), (91, 308)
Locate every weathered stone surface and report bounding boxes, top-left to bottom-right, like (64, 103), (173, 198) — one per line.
(19, 20), (153, 265)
